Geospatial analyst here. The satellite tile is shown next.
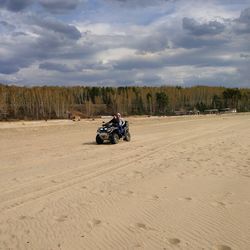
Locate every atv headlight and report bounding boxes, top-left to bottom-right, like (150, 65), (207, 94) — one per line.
(99, 127), (107, 133)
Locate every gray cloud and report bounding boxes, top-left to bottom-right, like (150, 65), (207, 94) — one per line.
(238, 7), (250, 23)
(12, 31), (28, 36)
(113, 57), (161, 70)
(240, 53), (250, 58)
(0, 0), (33, 12)
(183, 17), (226, 36)
(32, 17), (81, 40)
(134, 73), (162, 85)
(183, 63), (250, 88)
(134, 33), (170, 53)
(39, 62), (75, 72)
(39, 0), (81, 13)
(112, 47), (242, 71)
(0, 37), (71, 75)
(174, 35), (230, 49)
(234, 7), (250, 34)
(237, 60), (250, 86)
(0, 14), (83, 76)
(0, 62), (19, 74)
(0, 0), (81, 13)
(107, 0), (175, 7)
(0, 20), (16, 31)
(0, 56), (31, 74)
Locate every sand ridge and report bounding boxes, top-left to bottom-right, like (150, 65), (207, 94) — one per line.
(0, 114), (250, 249)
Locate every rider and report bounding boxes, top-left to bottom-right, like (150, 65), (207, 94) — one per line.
(107, 114), (119, 125)
(116, 113), (125, 135)
(106, 113), (124, 135)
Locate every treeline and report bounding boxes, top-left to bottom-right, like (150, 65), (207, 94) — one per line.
(0, 84), (249, 120)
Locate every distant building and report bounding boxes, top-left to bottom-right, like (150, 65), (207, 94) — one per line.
(187, 110), (200, 115)
(219, 108), (237, 113)
(204, 109), (219, 114)
(174, 110), (187, 116)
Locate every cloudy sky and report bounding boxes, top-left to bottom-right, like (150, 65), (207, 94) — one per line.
(0, 0), (249, 87)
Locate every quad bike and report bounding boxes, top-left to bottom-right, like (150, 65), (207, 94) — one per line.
(96, 121), (131, 144)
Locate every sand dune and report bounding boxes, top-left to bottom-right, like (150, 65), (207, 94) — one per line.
(0, 114), (250, 250)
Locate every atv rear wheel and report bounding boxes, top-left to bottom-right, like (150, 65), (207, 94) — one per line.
(110, 133), (119, 144)
(96, 134), (104, 144)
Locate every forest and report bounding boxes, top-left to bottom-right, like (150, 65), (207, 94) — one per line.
(0, 84), (249, 120)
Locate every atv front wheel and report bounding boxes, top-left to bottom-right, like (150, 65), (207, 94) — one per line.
(124, 131), (131, 141)
(96, 134), (104, 144)
(110, 133), (119, 144)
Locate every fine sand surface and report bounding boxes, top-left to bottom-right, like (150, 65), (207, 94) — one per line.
(0, 114), (250, 250)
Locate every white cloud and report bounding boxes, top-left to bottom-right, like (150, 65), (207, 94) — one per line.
(0, 0), (249, 87)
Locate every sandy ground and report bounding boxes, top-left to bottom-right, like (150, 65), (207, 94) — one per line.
(0, 114), (250, 250)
